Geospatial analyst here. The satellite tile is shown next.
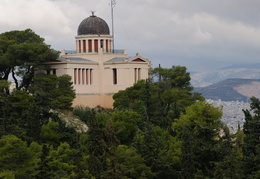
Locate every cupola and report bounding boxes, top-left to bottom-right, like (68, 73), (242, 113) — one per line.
(76, 13), (113, 54)
(77, 13), (110, 35)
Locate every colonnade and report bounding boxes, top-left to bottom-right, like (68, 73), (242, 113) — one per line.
(74, 68), (93, 85)
(76, 38), (112, 53)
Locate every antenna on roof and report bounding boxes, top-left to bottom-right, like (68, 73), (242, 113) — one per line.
(110, 0), (116, 52)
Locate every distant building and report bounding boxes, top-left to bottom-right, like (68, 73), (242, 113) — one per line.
(45, 13), (151, 108)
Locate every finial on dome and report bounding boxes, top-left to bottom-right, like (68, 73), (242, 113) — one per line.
(91, 11), (96, 16)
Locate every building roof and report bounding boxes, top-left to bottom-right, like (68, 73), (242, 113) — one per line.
(106, 57), (126, 63)
(59, 56), (96, 63)
(77, 15), (110, 35)
(105, 56), (151, 65)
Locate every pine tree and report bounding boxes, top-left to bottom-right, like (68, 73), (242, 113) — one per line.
(87, 111), (107, 178)
(242, 97), (260, 178)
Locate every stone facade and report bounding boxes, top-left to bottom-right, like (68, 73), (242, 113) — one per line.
(45, 14), (151, 108)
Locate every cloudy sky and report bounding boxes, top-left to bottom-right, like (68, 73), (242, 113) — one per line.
(1, 0), (260, 72)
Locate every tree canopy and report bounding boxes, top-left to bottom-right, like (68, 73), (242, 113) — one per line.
(0, 29), (59, 92)
(113, 65), (204, 129)
(242, 97), (260, 178)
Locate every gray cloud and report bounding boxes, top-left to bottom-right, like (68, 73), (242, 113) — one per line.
(1, 0), (260, 72)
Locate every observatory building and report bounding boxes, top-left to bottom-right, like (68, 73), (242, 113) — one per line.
(47, 13), (151, 108)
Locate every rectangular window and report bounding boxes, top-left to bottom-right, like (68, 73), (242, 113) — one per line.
(82, 69), (85, 85)
(74, 68), (77, 84)
(78, 68), (81, 85)
(113, 68), (117, 85)
(90, 69), (93, 85)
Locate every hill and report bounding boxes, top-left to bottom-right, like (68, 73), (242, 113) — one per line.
(191, 68), (260, 87)
(194, 78), (260, 102)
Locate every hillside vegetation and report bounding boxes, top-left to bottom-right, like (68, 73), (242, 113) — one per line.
(1, 66), (259, 178)
(0, 30), (259, 179)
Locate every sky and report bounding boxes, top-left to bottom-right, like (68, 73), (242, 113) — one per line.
(1, 0), (260, 72)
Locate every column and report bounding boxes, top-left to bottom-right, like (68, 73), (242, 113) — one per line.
(138, 68), (141, 80)
(92, 40), (94, 53)
(107, 40), (109, 53)
(98, 39), (102, 53)
(104, 39), (107, 53)
(86, 39), (89, 53)
(78, 40), (81, 53)
(76, 40), (78, 53)
(80, 41), (84, 53)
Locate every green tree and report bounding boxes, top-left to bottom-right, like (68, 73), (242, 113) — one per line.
(100, 119), (121, 179)
(0, 91), (52, 143)
(151, 65), (193, 90)
(213, 125), (244, 179)
(0, 29), (59, 91)
(86, 111), (108, 178)
(41, 121), (61, 147)
(0, 81), (13, 137)
(242, 97), (260, 178)
(151, 66), (204, 121)
(47, 142), (76, 178)
(173, 101), (226, 178)
(36, 144), (52, 179)
(116, 145), (154, 179)
(0, 170), (15, 179)
(112, 110), (141, 145)
(214, 144), (244, 179)
(73, 106), (94, 124)
(10, 89), (33, 112)
(132, 126), (181, 178)
(0, 135), (42, 178)
(113, 66), (204, 129)
(22, 93), (52, 143)
(30, 74), (75, 110)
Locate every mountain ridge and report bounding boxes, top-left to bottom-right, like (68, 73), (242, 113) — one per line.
(194, 78), (260, 102)
(191, 67), (260, 87)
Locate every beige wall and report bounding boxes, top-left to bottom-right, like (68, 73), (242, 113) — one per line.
(52, 62), (149, 108)
(72, 94), (114, 108)
(49, 50), (150, 109)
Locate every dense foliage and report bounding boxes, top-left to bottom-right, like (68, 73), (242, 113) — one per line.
(0, 29), (259, 178)
(0, 29), (59, 93)
(242, 97), (260, 179)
